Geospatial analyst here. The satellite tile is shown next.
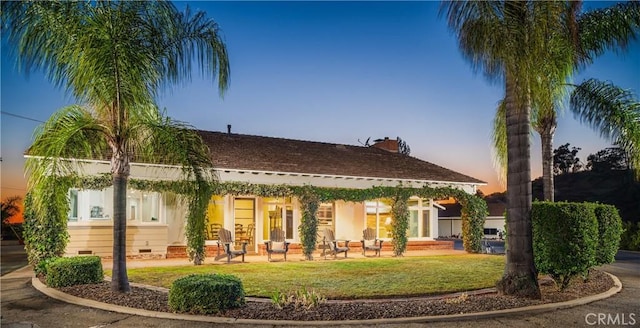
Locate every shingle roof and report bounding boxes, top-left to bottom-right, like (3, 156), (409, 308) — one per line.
(197, 130), (485, 185)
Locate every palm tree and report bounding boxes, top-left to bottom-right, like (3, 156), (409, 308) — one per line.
(442, 1), (579, 298)
(491, 2), (640, 201)
(2, 1), (230, 292)
(1, 196), (22, 224)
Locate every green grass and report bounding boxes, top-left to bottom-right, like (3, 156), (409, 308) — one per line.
(109, 254), (505, 299)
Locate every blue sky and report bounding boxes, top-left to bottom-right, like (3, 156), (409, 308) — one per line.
(1, 1), (639, 198)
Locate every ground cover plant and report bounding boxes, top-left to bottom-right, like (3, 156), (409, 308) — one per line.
(107, 254), (504, 299)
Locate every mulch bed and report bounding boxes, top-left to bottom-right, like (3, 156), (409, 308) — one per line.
(54, 270), (613, 321)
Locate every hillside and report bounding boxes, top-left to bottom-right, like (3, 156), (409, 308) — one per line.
(532, 170), (640, 224)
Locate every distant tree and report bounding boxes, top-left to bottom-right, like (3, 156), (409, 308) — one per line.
(397, 137), (411, 156)
(1, 196), (21, 223)
(553, 143), (583, 175)
(475, 189), (485, 198)
(587, 147), (630, 172)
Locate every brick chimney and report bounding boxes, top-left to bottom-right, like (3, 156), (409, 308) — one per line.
(372, 137), (398, 153)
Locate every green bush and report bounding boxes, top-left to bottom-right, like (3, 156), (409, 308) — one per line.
(593, 204), (623, 265)
(169, 274), (245, 314)
(532, 202), (598, 290)
(35, 257), (60, 277)
(45, 256), (104, 287)
(620, 221), (640, 251)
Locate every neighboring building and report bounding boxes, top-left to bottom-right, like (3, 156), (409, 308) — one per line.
(438, 199), (505, 239)
(33, 130), (485, 258)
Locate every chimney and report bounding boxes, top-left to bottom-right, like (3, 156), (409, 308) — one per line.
(372, 137), (399, 153)
(227, 124), (232, 134)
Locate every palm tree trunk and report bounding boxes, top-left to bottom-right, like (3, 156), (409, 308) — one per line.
(497, 73), (541, 299)
(538, 113), (556, 202)
(111, 148), (130, 293)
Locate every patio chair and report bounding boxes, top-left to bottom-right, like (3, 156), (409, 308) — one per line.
(215, 228), (247, 263)
(322, 228), (350, 259)
(264, 229), (290, 262)
(210, 223), (222, 240)
(361, 227), (383, 257)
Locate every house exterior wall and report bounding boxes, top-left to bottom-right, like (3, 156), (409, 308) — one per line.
(55, 161), (479, 258)
(67, 224), (168, 258)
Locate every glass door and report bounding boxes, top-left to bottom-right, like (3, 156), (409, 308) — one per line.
(234, 198), (255, 252)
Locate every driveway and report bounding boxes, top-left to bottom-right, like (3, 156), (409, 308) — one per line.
(1, 246), (638, 328)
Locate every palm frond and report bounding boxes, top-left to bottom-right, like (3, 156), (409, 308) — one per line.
(577, 2), (640, 66)
(128, 105), (214, 183)
(25, 105), (108, 212)
(491, 99), (507, 185)
(570, 78), (640, 176)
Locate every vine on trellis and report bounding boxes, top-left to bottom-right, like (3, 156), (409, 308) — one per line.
(32, 174), (487, 265)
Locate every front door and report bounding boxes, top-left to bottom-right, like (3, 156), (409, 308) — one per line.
(233, 198), (255, 253)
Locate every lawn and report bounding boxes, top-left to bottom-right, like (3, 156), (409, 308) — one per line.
(112, 254), (505, 299)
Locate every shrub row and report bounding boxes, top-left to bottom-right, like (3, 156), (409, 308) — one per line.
(45, 256), (104, 287)
(532, 202), (622, 290)
(169, 274), (245, 314)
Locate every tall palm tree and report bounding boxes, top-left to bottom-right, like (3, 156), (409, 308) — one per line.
(491, 2), (640, 201)
(2, 1), (230, 292)
(442, 1), (578, 298)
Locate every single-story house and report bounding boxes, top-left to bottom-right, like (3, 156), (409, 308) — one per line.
(438, 199), (505, 239)
(34, 130), (486, 259)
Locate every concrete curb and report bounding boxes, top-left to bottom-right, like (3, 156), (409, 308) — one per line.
(31, 272), (622, 326)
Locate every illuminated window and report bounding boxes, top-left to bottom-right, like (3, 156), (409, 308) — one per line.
(316, 203), (334, 235)
(365, 200), (392, 239)
(408, 197), (431, 238)
(263, 197), (293, 239)
(126, 190), (161, 223)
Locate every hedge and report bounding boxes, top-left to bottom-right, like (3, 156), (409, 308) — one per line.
(532, 202), (598, 290)
(45, 256), (104, 287)
(593, 204), (623, 265)
(168, 274), (245, 314)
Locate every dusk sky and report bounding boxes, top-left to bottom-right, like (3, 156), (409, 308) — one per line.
(2, 1), (639, 199)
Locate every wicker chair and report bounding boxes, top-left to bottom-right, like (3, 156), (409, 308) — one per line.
(264, 229), (290, 262)
(215, 228), (247, 263)
(361, 227), (383, 257)
(322, 228), (350, 259)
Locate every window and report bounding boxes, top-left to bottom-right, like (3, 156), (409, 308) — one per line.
(126, 190), (161, 223)
(408, 197), (431, 238)
(263, 197), (293, 239)
(365, 200), (392, 239)
(317, 203), (334, 235)
(66, 188), (113, 221)
(68, 189), (78, 222)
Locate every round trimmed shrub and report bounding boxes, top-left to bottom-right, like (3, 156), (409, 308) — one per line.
(45, 256), (104, 287)
(593, 204), (623, 265)
(532, 202), (598, 290)
(168, 274), (245, 314)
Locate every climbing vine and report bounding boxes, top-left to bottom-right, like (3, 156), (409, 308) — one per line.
(390, 190), (410, 256)
(31, 174), (487, 265)
(297, 186), (320, 260)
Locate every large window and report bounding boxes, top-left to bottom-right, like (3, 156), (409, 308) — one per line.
(66, 188), (113, 222)
(126, 190), (161, 223)
(263, 197), (293, 239)
(408, 198), (431, 238)
(317, 203), (334, 235)
(365, 200), (392, 239)
(67, 188), (163, 223)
